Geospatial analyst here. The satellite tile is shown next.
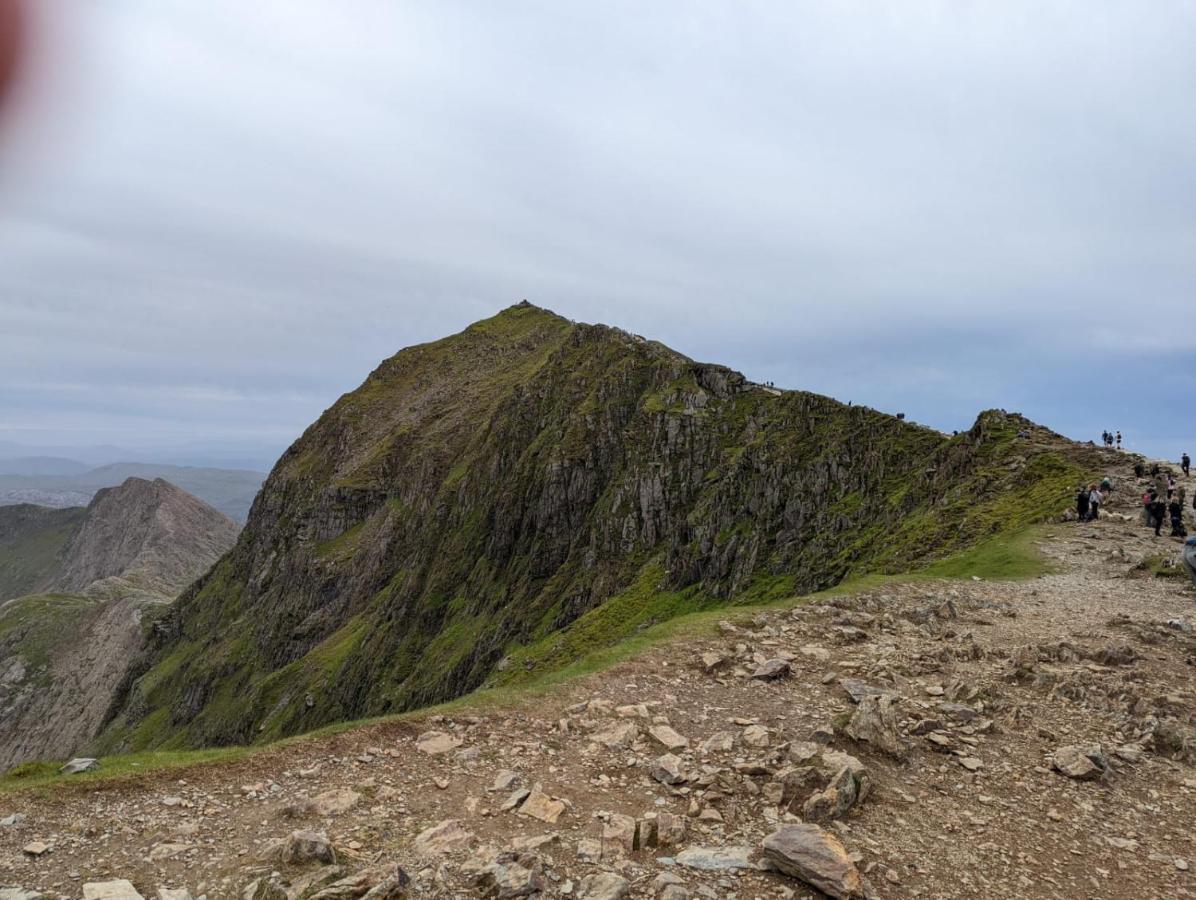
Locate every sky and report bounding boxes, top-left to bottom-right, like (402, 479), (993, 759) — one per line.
(1, 1), (1193, 471)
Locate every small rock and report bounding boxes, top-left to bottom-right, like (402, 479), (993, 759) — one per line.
(59, 758), (99, 775)
(519, 785), (567, 823)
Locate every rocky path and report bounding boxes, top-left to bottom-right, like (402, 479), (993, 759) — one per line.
(0, 467), (1193, 899)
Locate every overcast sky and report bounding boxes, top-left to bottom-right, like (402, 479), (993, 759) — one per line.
(1, 1), (1193, 470)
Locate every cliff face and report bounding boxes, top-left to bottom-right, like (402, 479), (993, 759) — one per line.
(0, 478), (239, 768)
(51, 477), (241, 600)
(102, 304), (1095, 752)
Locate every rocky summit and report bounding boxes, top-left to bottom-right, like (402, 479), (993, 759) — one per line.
(99, 303), (1104, 754)
(0, 478), (239, 769)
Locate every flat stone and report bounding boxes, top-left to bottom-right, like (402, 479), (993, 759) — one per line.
(60, 757), (99, 775)
(590, 721), (639, 750)
(0, 890), (43, 900)
(82, 883), (144, 900)
(311, 787), (362, 816)
(519, 785), (567, 823)
(413, 819), (475, 855)
(762, 824), (867, 899)
(21, 841), (49, 856)
(837, 678), (893, 703)
(675, 845), (755, 871)
(649, 724), (689, 750)
(415, 731), (462, 755)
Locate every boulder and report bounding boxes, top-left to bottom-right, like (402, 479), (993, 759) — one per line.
(650, 753), (687, 785)
(751, 659), (791, 680)
(761, 825), (867, 899)
(576, 873), (630, 900)
(1052, 744), (1111, 781)
(279, 829), (336, 864)
(844, 694), (907, 757)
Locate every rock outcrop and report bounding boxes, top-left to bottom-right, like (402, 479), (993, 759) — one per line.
(101, 303), (1100, 752)
(0, 479), (238, 768)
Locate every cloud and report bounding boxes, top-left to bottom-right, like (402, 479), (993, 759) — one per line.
(0, 0), (1193, 463)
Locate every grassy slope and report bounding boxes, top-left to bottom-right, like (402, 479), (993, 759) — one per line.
(0, 523), (1060, 794)
(0, 506), (86, 603)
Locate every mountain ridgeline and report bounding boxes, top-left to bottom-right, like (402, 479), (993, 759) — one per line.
(101, 304), (1096, 753)
(0, 478), (239, 768)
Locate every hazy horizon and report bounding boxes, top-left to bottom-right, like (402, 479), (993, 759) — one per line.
(2, 3), (1193, 465)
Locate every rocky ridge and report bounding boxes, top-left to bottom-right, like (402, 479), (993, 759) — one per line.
(0, 479), (239, 769)
(102, 303), (1103, 753)
(0, 455), (1190, 898)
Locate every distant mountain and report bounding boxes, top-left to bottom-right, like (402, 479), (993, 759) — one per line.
(0, 478), (240, 768)
(100, 303), (1103, 755)
(0, 462), (265, 523)
(0, 456), (90, 476)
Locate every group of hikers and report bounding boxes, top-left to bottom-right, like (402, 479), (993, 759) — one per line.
(1100, 430), (1123, 449)
(1079, 453), (1196, 588)
(1075, 456), (1192, 540)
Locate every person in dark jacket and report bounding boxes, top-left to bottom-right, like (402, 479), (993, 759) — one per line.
(1076, 485), (1090, 522)
(1149, 494), (1168, 537)
(1183, 452), (1191, 477)
(1184, 536), (1196, 588)
(1170, 499), (1188, 537)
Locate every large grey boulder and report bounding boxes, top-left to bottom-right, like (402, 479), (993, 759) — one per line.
(762, 824), (869, 899)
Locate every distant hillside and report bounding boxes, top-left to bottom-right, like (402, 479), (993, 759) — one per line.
(0, 456), (90, 476)
(101, 303), (1103, 755)
(0, 462), (265, 523)
(0, 478), (239, 768)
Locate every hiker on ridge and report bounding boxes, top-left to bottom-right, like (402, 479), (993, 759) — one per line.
(1149, 492), (1168, 537)
(1170, 498), (1188, 538)
(1116, 431), (1122, 449)
(1183, 452), (1191, 477)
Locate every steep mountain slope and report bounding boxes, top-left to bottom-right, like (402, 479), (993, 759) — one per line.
(102, 303), (1098, 753)
(51, 477), (241, 600)
(0, 463), (265, 523)
(0, 504), (88, 603)
(0, 479), (239, 768)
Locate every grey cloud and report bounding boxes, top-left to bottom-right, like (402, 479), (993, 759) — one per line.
(1, 0), (1193, 464)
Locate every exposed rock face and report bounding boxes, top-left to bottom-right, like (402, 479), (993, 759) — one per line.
(51, 478), (240, 600)
(0, 478), (238, 769)
(103, 303), (1099, 752)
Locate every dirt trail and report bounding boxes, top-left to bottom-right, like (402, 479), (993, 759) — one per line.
(0, 460), (1192, 900)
